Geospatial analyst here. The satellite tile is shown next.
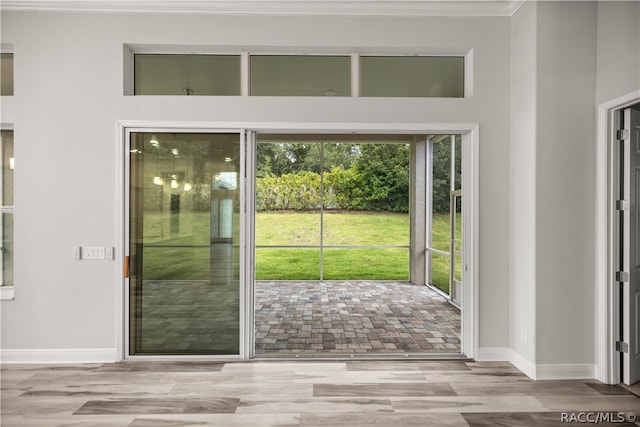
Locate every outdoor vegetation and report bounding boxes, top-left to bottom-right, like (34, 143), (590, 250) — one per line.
(141, 210), (458, 285)
(139, 137), (461, 292)
(254, 139), (460, 287)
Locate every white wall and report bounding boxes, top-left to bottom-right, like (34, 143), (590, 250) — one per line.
(510, 1), (602, 376)
(509, 0), (538, 367)
(596, 1), (640, 105)
(0, 11), (511, 357)
(535, 1), (597, 367)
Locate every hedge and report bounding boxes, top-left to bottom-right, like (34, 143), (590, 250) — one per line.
(256, 167), (409, 212)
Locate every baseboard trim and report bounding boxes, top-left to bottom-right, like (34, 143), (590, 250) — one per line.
(0, 348), (117, 363)
(477, 347), (510, 361)
(509, 349), (537, 379)
(536, 363), (595, 380)
(0, 347), (596, 379)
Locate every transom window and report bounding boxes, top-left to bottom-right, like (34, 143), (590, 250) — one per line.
(130, 52), (466, 98)
(1, 52), (13, 96)
(1, 129), (14, 300)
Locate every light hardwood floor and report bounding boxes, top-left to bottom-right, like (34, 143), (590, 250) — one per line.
(1, 361), (639, 426)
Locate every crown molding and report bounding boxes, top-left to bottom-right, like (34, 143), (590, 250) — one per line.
(0, 0), (526, 17)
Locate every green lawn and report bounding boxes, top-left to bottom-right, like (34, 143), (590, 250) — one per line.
(255, 211), (409, 280)
(255, 247), (410, 280)
(256, 211), (409, 246)
(429, 212), (462, 293)
(137, 210), (459, 289)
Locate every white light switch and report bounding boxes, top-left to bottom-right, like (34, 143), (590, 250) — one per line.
(83, 246), (106, 260)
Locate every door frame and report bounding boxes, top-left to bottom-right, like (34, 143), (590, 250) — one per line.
(596, 90), (640, 384)
(115, 120), (479, 361)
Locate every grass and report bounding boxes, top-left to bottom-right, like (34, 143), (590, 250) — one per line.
(255, 211), (408, 246)
(255, 211), (409, 280)
(255, 247), (409, 280)
(137, 210), (459, 289)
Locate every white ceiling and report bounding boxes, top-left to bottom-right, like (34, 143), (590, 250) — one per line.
(0, 0), (526, 17)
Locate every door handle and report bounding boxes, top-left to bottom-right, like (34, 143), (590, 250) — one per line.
(124, 256), (130, 278)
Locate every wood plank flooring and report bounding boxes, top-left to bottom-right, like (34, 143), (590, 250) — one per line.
(1, 361), (639, 426)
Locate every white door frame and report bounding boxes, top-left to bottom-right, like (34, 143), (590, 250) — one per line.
(115, 120), (479, 361)
(595, 90), (640, 384)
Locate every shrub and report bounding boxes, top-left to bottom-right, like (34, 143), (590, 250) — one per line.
(256, 171), (322, 211)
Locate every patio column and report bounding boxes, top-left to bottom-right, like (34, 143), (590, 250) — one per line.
(410, 137), (429, 285)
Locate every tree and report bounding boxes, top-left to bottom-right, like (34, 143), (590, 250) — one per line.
(431, 136), (461, 214)
(351, 143), (410, 212)
(257, 142), (359, 176)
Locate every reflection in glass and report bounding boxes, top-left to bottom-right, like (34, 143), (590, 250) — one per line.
(428, 135), (464, 297)
(134, 54), (241, 96)
(455, 135), (462, 191)
(431, 138), (451, 254)
(360, 56), (464, 98)
(1, 212), (13, 287)
(2, 130), (13, 206)
(129, 132), (240, 355)
(455, 195), (462, 253)
(1, 130), (13, 287)
(251, 55), (351, 96)
(1, 53), (13, 96)
(430, 251), (450, 294)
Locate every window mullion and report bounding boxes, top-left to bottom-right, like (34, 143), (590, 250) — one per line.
(351, 53), (359, 98)
(241, 52), (249, 97)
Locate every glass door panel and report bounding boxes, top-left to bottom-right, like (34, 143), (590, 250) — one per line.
(451, 191), (462, 305)
(428, 137), (452, 293)
(427, 135), (462, 302)
(129, 132), (241, 355)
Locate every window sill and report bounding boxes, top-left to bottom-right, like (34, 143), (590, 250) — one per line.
(1, 286), (14, 300)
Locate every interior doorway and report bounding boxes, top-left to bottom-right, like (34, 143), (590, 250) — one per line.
(617, 104), (640, 387)
(597, 94), (640, 387)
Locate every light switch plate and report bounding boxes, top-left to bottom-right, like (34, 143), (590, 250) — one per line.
(83, 246), (106, 260)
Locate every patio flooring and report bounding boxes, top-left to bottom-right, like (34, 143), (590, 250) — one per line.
(255, 281), (461, 355)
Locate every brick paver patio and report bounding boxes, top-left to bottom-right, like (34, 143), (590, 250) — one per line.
(255, 281), (461, 355)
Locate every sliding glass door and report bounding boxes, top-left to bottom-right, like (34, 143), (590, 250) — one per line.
(426, 135), (462, 305)
(128, 132), (241, 355)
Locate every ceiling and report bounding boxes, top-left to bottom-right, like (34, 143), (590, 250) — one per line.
(0, 0), (526, 17)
